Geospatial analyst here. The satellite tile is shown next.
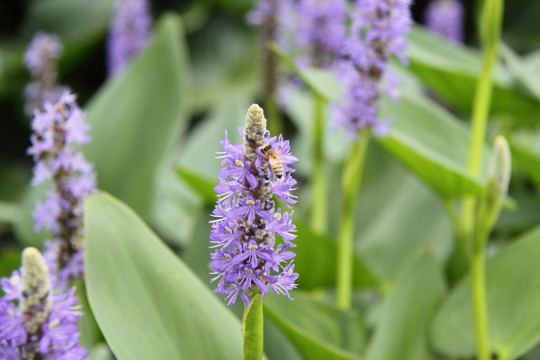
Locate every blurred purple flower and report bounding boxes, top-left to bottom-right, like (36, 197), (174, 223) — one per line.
(28, 91), (96, 289)
(210, 104), (299, 306)
(107, 0), (153, 76)
(332, 0), (412, 136)
(295, 0), (347, 68)
(424, 0), (464, 43)
(23, 32), (66, 116)
(0, 248), (87, 359)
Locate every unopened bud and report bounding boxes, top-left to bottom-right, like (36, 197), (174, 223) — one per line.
(489, 135), (511, 197)
(475, 135), (512, 248)
(244, 104), (267, 152)
(21, 247), (51, 334)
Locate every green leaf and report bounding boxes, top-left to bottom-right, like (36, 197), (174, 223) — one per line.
(356, 142), (453, 284)
(177, 94), (250, 178)
(175, 167), (216, 205)
(431, 225), (540, 360)
(366, 251), (446, 360)
(147, 145), (203, 247)
(87, 343), (115, 360)
(377, 92), (488, 199)
(0, 201), (20, 225)
(408, 26), (540, 126)
(84, 192), (242, 359)
(294, 221), (377, 290)
(509, 138), (540, 186)
(82, 13), (190, 217)
(264, 317), (303, 360)
(500, 42), (540, 101)
(265, 292), (364, 360)
(270, 44), (344, 102)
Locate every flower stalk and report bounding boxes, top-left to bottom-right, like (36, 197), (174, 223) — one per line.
(336, 132), (369, 309)
(457, 1), (504, 358)
(310, 94), (327, 234)
(242, 291), (264, 360)
(28, 91), (96, 288)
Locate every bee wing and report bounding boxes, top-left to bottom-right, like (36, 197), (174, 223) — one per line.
(277, 153), (298, 165)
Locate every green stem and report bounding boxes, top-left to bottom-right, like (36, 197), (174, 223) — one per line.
(311, 94), (327, 234)
(461, 1), (503, 359)
(336, 132), (369, 309)
(242, 292), (264, 360)
(470, 248), (490, 360)
(459, 31), (498, 240)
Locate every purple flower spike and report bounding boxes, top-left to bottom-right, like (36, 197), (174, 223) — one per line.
(23, 32), (67, 116)
(424, 0), (464, 43)
(210, 104), (299, 306)
(0, 248), (87, 359)
(107, 0), (153, 76)
(332, 0), (412, 136)
(28, 91), (96, 289)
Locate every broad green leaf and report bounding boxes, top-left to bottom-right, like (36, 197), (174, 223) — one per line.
(356, 142), (453, 284)
(408, 26), (540, 126)
(270, 44), (344, 102)
(294, 221), (377, 289)
(175, 167), (216, 205)
(85, 192), (242, 359)
(366, 251), (446, 360)
(265, 292), (364, 360)
(74, 279), (101, 351)
(0, 201), (20, 225)
(88, 343), (115, 360)
(378, 92), (488, 199)
(431, 225), (540, 360)
(82, 13), (190, 217)
(147, 144), (202, 247)
(177, 94), (250, 178)
(264, 317), (302, 360)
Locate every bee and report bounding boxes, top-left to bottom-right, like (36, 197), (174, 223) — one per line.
(262, 143), (283, 179)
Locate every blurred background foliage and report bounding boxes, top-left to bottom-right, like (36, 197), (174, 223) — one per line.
(2, 0), (540, 359)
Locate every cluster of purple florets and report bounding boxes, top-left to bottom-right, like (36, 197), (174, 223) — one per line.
(210, 105), (299, 306)
(28, 91), (96, 289)
(0, 250), (87, 360)
(332, 0), (412, 136)
(23, 32), (66, 116)
(107, 0), (152, 76)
